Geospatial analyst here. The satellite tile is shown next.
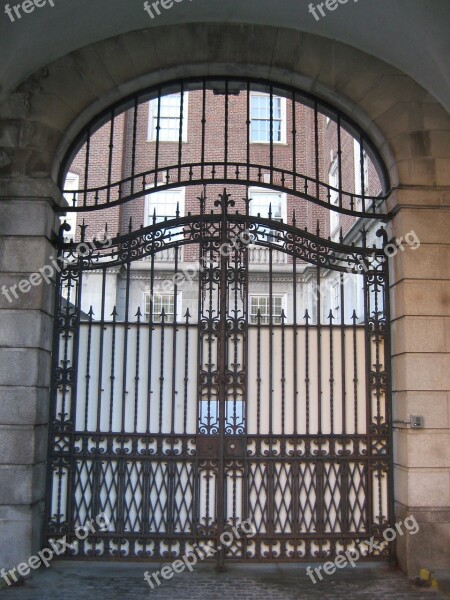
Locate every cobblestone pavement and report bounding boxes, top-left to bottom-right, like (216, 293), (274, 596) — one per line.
(0, 561), (447, 599)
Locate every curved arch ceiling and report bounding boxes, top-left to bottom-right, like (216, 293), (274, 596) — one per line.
(0, 0), (449, 112)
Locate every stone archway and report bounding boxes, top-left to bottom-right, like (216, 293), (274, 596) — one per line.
(0, 23), (449, 576)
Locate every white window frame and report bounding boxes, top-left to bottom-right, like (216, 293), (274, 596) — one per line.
(144, 186), (185, 227)
(250, 92), (287, 144)
(329, 158), (340, 241)
(148, 92), (189, 142)
(248, 187), (287, 244)
(143, 291), (183, 323)
(61, 172), (79, 241)
(249, 294), (286, 325)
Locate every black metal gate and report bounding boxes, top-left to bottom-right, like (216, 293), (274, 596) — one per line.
(46, 77), (393, 563)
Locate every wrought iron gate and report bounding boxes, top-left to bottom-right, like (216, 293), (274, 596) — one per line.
(47, 77), (394, 563)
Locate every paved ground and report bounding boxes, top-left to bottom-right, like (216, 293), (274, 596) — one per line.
(0, 561), (447, 599)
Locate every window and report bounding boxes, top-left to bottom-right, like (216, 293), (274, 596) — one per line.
(250, 93), (286, 143)
(250, 295), (284, 324)
(144, 293), (176, 323)
(61, 172), (79, 241)
(331, 281), (340, 317)
(362, 151), (369, 193)
(249, 188), (285, 243)
(144, 188), (184, 226)
(148, 93), (188, 142)
(329, 159), (340, 240)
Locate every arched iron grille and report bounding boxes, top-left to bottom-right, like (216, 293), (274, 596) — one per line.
(59, 77), (390, 220)
(47, 77), (393, 565)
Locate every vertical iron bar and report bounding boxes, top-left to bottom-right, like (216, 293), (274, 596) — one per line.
(45, 231), (67, 538)
(109, 307), (117, 432)
(246, 81), (251, 183)
(292, 90), (297, 192)
(96, 269), (107, 435)
(217, 192), (229, 570)
(106, 108), (115, 205)
(201, 80), (207, 181)
(256, 309), (261, 435)
(178, 82), (185, 183)
(68, 250), (84, 536)
(384, 253), (396, 563)
(269, 85), (274, 185)
(243, 195), (250, 549)
(281, 309), (286, 435)
(159, 308), (166, 433)
(269, 245), (274, 438)
(84, 306), (94, 431)
(146, 227), (156, 434)
(183, 308), (190, 435)
(363, 273), (373, 535)
(328, 310), (334, 434)
(340, 273), (347, 436)
(337, 113), (343, 211)
(131, 96), (138, 195)
(154, 87), (162, 186)
(171, 245), (179, 435)
(316, 261), (322, 436)
(352, 309), (358, 435)
(224, 79), (229, 180)
(134, 308), (141, 433)
(292, 226), (298, 436)
(314, 101), (320, 202)
(305, 309), (310, 435)
(121, 260), (131, 434)
(83, 126), (91, 208)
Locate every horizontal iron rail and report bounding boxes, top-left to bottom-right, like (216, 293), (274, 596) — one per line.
(59, 161), (389, 221)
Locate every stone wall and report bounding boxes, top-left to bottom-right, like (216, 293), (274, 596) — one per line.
(0, 23), (448, 576)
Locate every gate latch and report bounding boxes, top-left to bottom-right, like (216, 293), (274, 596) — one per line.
(393, 415), (424, 429)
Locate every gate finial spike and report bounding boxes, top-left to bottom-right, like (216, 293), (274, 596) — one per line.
(339, 227), (343, 244)
(80, 219), (87, 242)
(135, 307), (142, 319)
(351, 309), (357, 324)
(292, 209), (297, 227)
(88, 306), (94, 319)
(328, 309), (334, 323)
(304, 309), (310, 323)
(129, 216), (133, 233)
(111, 306), (118, 319)
(316, 220), (320, 236)
(184, 308), (191, 322)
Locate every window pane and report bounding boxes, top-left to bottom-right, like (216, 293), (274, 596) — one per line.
(250, 94), (284, 143)
(147, 190), (182, 223)
(250, 296), (283, 324)
(151, 93), (186, 141)
(145, 293), (176, 322)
